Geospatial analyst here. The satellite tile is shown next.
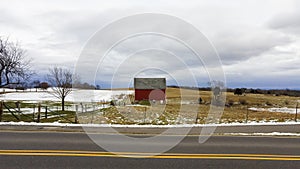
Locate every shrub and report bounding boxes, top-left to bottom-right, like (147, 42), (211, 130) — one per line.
(138, 100), (151, 106)
(265, 101), (272, 106)
(228, 99), (234, 106)
(284, 100), (289, 105)
(239, 99), (247, 105)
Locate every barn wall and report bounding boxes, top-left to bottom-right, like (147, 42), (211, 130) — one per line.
(135, 89), (166, 101)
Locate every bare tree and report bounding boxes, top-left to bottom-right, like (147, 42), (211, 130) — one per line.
(0, 37), (32, 87)
(47, 67), (72, 111)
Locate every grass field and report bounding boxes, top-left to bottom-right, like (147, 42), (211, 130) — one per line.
(79, 88), (300, 125)
(1, 88), (299, 124)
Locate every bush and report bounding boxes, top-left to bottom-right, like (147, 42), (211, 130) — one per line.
(239, 99), (247, 105)
(228, 99), (234, 106)
(110, 100), (115, 106)
(138, 100), (151, 106)
(265, 101), (272, 106)
(284, 100), (289, 105)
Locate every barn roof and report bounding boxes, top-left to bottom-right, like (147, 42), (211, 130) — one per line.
(134, 78), (166, 89)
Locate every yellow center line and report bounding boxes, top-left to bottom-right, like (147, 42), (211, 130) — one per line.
(0, 150), (300, 161)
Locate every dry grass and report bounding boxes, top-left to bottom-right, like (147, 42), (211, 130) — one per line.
(98, 88), (299, 124)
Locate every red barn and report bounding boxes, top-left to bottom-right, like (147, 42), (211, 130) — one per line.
(134, 78), (166, 101)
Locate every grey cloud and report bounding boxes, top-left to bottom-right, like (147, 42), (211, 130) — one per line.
(269, 12), (300, 35)
(213, 29), (291, 65)
(1, 0), (299, 88)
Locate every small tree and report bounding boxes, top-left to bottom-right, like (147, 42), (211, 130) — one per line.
(47, 67), (72, 111)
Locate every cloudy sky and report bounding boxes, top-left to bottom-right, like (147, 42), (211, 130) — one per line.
(1, 0), (300, 89)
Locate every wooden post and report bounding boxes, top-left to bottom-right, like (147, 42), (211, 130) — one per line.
(246, 105), (249, 123)
(195, 104), (200, 124)
(45, 106), (48, 119)
(144, 107), (147, 123)
(91, 112), (94, 124)
(16, 101), (21, 119)
(37, 104), (41, 123)
(33, 105), (35, 121)
(295, 103), (298, 122)
(75, 105), (78, 124)
(75, 105), (78, 113)
(0, 101), (3, 122)
(75, 113), (78, 124)
(80, 103), (84, 113)
(195, 115), (199, 124)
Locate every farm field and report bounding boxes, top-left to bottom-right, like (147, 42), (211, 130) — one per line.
(0, 88), (299, 125)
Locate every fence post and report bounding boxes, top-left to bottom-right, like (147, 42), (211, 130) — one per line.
(74, 113), (78, 124)
(245, 105), (249, 123)
(144, 107), (147, 123)
(195, 112), (200, 124)
(33, 105), (35, 121)
(45, 106), (48, 119)
(0, 101), (3, 122)
(16, 101), (21, 119)
(295, 103), (298, 122)
(37, 104), (41, 123)
(80, 103), (83, 113)
(75, 105), (78, 124)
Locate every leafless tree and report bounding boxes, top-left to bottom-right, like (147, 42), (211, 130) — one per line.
(0, 37), (32, 87)
(47, 67), (72, 111)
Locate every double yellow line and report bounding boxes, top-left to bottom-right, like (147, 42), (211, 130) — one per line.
(1, 150), (300, 161)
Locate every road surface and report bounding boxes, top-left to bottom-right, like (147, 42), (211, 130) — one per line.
(0, 131), (300, 169)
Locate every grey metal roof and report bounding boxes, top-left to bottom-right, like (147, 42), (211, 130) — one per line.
(134, 78), (166, 89)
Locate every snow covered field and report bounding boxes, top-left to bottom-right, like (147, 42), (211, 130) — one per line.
(0, 88), (133, 103)
(0, 88), (133, 118)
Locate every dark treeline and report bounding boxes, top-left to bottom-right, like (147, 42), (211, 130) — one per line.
(167, 85), (300, 97)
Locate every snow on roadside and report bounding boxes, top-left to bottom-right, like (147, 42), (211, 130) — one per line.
(1, 121), (300, 128)
(225, 132), (300, 136)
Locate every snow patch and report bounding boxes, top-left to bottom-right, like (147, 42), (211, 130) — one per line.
(1, 121), (300, 128)
(226, 132), (300, 136)
(0, 89), (133, 102)
(249, 107), (297, 114)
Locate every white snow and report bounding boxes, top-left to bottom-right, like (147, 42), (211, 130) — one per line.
(226, 132), (300, 136)
(1, 121), (300, 128)
(0, 88), (133, 103)
(249, 107), (297, 114)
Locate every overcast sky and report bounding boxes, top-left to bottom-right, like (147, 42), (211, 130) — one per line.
(1, 0), (300, 89)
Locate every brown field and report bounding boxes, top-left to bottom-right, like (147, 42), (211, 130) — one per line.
(95, 88), (300, 125)
(3, 87), (297, 124)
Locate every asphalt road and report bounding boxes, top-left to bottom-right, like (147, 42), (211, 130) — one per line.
(0, 131), (300, 169)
